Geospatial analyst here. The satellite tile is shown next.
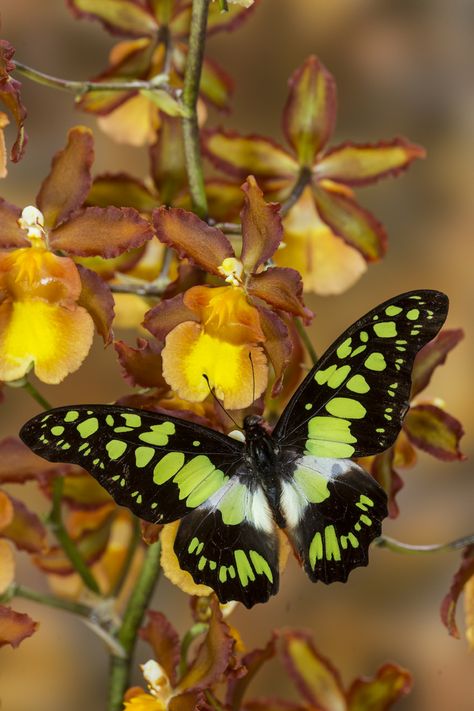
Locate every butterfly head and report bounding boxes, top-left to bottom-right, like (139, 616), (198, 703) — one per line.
(243, 415), (271, 440)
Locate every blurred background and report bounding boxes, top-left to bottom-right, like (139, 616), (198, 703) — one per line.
(0, 1), (473, 709)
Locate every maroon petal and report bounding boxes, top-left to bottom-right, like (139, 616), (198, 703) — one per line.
(240, 176), (283, 273)
(347, 662), (413, 710)
(440, 544), (474, 638)
(140, 610), (181, 686)
(87, 172), (158, 211)
(258, 306), (291, 397)
(66, 0), (158, 37)
(77, 265), (115, 344)
(153, 206), (234, 276)
(0, 199), (28, 248)
(313, 184), (387, 261)
(143, 293), (197, 341)
(247, 267), (312, 321)
(403, 404), (465, 462)
(0, 606), (38, 649)
(282, 55), (337, 166)
(0, 493), (48, 554)
(49, 206), (153, 258)
(36, 126), (94, 229)
(226, 633), (277, 711)
(371, 448), (404, 519)
(114, 338), (167, 389)
(0, 40), (28, 162)
(411, 329), (464, 398)
(315, 138), (425, 186)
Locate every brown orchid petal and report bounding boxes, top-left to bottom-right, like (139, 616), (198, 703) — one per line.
(169, 691), (207, 711)
(0, 494), (48, 554)
(283, 55), (337, 166)
(97, 92), (161, 146)
(0, 540), (15, 593)
(280, 630), (346, 711)
(313, 184), (387, 261)
(34, 513), (114, 574)
(441, 545), (474, 638)
(0, 198), (29, 248)
(162, 261), (206, 300)
(404, 404), (465, 461)
(0, 490), (14, 529)
(0, 111), (8, 178)
(240, 176), (283, 273)
(144, 293), (197, 341)
(40, 471), (112, 510)
(206, 0), (258, 35)
(203, 129), (299, 180)
(153, 206), (234, 275)
(0, 437), (81, 484)
(177, 596), (234, 693)
(66, 0), (158, 36)
(243, 701), (303, 711)
(370, 448), (403, 519)
(36, 126), (94, 229)
(227, 634), (277, 711)
(316, 138), (425, 186)
(49, 206), (153, 258)
(150, 115), (187, 205)
(77, 265), (115, 344)
(347, 663), (413, 711)
(411, 329), (464, 398)
(0, 605), (38, 649)
(140, 520), (163, 544)
(247, 268), (311, 321)
(65, 504), (115, 539)
(114, 338), (167, 389)
(140, 610), (181, 686)
(0, 40), (28, 162)
(258, 306), (291, 397)
(205, 180), (245, 222)
(87, 172), (158, 211)
(465, 576), (474, 650)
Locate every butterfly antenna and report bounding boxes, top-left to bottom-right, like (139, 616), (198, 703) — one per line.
(248, 351), (256, 405)
(201, 374), (241, 430)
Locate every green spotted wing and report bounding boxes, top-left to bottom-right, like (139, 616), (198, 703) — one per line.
(273, 290), (449, 458)
(175, 478), (279, 608)
(279, 454), (387, 583)
(20, 405), (279, 607)
(20, 405), (244, 524)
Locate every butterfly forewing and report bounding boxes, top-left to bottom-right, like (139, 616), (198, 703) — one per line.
(273, 290), (449, 457)
(20, 405), (244, 525)
(175, 476), (279, 608)
(280, 454), (387, 583)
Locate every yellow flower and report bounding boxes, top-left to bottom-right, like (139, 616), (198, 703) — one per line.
(0, 206), (94, 383)
(161, 285), (268, 410)
(124, 661), (172, 711)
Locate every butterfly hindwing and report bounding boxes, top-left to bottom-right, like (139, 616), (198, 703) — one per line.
(175, 477), (279, 608)
(273, 290), (448, 457)
(20, 405), (244, 524)
(280, 454), (388, 583)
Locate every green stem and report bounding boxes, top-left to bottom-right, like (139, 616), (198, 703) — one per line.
(112, 518), (140, 597)
(375, 533), (474, 555)
(295, 318), (318, 365)
(47, 477), (101, 594)
(107, 541), (162, 711)
(182, 0), (211, 218)
(14, 60), (170, 96)
(7, 584), (92, 618)
(22, 380), (52, 410)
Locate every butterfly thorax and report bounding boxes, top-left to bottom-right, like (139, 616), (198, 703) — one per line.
(243, 415), (286, 527)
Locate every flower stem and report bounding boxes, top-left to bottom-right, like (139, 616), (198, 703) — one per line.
(107, 541), (162, 711)
(22, 380), (52, 410)
(182, 0), (211, 218)
(6, 584), (93, 617)
(179, 622), (208, 677)
(47, 477), (101, 594)
(295, 318), (318, 365)
(280, 167), (312, 216)
(375, 533), (474, 555)
(13, 60), (170, 96)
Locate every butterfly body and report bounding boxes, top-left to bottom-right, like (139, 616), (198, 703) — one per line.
(20, 290), (449, 608)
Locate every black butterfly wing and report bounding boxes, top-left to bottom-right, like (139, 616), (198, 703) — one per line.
(174, 475), (280, 608)
(279, 453), (387, 583)
(20, 405), (244, 525)
(273, 290), (449, 457)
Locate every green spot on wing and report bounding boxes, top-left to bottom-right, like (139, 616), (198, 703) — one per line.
(106, 440), (127, 460)
(153, 452), (185, 485)
(77, 417), (99, 438)
(139, 422), (176, 446)
(64, 411), (79, 423)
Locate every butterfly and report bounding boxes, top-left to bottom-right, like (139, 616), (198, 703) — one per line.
(20, 290), (448, 608)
